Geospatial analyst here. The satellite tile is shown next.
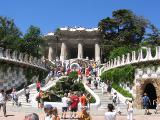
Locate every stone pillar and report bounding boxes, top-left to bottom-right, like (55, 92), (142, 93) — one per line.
(95, 43), (100, 62)
(77, 43), (83, 59)
(48, 46), (53, 61)
(60, 42), (67, 61)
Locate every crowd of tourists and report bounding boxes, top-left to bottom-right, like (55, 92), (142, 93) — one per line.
(1, 60), (160, 120)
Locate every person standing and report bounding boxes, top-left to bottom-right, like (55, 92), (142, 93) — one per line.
(25, 87), (30, 103)
(105, 104), (116, 120)
(142, 93), (151, 115)
(0, 90), (7, 117)
(112, 92), (121, 115)
(80, 93), (87, 108)
(70, 92), (79, 119)
(126, 99), (133, 120)
(61, 93), (68, 119)
(11, 88), (18, 106)
(36, 81), (41, 92)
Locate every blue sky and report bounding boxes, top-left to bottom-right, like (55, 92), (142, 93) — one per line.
(0, 0), (160, 34)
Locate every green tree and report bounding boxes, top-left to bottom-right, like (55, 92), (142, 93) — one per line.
(99, 9), (150, 61)
(0, 16), (22, 49)
(22, 25), (44, 57)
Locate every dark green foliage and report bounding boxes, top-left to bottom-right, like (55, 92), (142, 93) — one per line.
(21, 25), (44, 58)
(99, 9), (148, 47)
(101, 65), (135, 84)
(51, 77), (85, 95)
(0, 16), (22, 49)
(109, 46), (138, 60)
(68, 71), (78, 79)
(112, 83), (133, 98)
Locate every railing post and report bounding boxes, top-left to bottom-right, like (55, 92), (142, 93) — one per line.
(29, 55), (33, 64)
(12, 51), (18, 60)
(0, 47), (4, 57)
(24, 54), (29, 63)
(114, 58), (117, 66)
(18, 52), (23, 61)
(117, 56), (120, 66)
(6, 49), (11, 59)
(157, 46), (160, 59)
(154, 46), (158, 59)
(126, 53), (130, 63)
(146, 47), (152, 60)
(132, 51), (136, 62)
(121, 55), (125, 65)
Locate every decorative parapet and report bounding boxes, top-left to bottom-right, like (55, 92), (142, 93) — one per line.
(135, 66), (160, 79)
(103, 46), (160, 72)
(0, 47), (47, 71)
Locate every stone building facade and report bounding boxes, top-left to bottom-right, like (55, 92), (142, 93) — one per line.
(134, 67), (160, 109)
(44, 27), (102, 62)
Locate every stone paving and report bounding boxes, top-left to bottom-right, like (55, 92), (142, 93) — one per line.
(0, 105), (160, 120)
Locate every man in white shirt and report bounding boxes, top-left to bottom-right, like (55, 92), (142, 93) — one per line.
(0, 90), (7, 117)
(61, 93), (68, 119)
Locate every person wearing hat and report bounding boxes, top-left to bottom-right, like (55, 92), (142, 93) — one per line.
(44, 104), (53, 120)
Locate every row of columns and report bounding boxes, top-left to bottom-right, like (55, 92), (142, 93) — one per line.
(48, 42), (101, 62)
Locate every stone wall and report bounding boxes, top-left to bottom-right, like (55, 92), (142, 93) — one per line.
(134, 67), (160, 108)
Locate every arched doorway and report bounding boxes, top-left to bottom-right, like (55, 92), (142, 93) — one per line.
(144, 83), (157, 109)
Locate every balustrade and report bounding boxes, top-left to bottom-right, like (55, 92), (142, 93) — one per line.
(103, 46), (160, 72)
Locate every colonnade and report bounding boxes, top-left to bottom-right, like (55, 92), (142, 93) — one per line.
(48, 42), (101, 62)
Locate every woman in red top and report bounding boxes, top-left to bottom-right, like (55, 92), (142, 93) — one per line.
(36, 81), (41, 92)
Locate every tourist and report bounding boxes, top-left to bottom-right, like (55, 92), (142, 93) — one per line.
(86, 93), (91, 110)
(36, 90), (43, 108)
(25, 87), (30, 103)
(153, 97), (160, 114)
(61, 93), (68, 119)
(107, 83), (112, 94)
(78, 106), (92, 120)
(52, 107), (60, 120)
(80, 93), (87, 108)
(70, 92), (79, 118)
(105, 104), (116, 120)
(101, 82), (105, 94)
(112, 92), (121, 115)
(126, 99), (133, 120)
(0, 90), (7, 117)
(93, 78), (98, 89)
(36, 81), (41, 92)
(142, 93), (151, 115)
(44, 104), (53, 120)
(24, 113), (39, 120)
(11, 88), (18, 106)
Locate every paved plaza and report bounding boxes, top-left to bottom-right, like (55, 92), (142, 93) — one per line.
(0, 105), (160, 120)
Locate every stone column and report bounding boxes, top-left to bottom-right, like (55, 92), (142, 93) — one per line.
(95, 43), (100, 62)
(60, 42), (67, 61)
(77, 43), (83, 59)
(48, 46), (53, 61)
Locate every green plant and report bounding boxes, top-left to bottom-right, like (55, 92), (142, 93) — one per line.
(100, 65), (135, 84)
(68, 71), (78, 79)
(112, 83), (133, 98)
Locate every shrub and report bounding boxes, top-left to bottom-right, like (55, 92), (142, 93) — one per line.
(112, 83), (133, 98)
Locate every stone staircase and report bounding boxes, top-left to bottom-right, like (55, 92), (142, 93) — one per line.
(91, 87), (113, 110)
(90, 83), (127, 111)
(7, 86), (38, 107)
